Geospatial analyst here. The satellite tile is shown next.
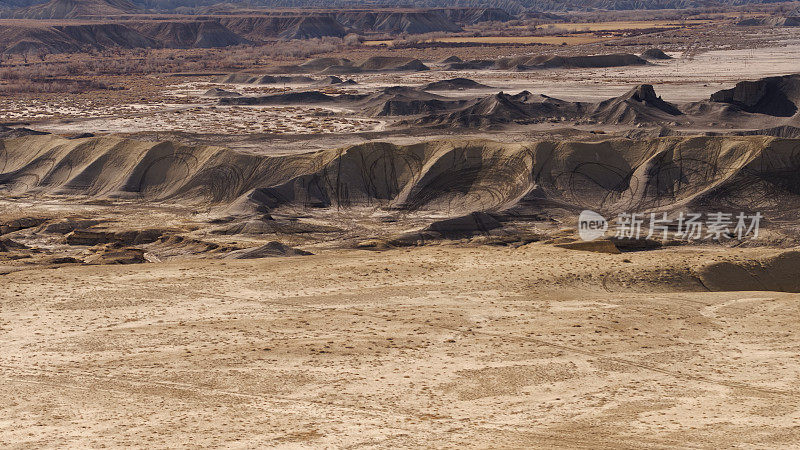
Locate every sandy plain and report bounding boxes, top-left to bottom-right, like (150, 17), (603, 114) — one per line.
(3, 244), (800, 448)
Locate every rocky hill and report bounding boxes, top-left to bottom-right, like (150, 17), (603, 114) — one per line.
(588, 84), (682, 125)
(736, 16), (800, 27)
(9, 0), (140, 19)
(436, 7), (514, 24)
(219, 15), (347, 40)
(710, 74), (800, 118)
(131, 19), (248, 48)
(334, 10), (462, 34)
(0, 22), (159, 53)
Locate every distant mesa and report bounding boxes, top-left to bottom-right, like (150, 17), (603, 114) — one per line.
(218, 15), (348, 40)
(9, 0), (141, 19)
(436, 7), (515, 25)
(333, 10), (462, 34)
(0, 23), (160, 54)
(0, 6), (514, 54)
(130, 20), (249, 49)
(736, 16), (800, 27)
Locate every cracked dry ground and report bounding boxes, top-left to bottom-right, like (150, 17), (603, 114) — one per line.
(1, 244), (799, 448)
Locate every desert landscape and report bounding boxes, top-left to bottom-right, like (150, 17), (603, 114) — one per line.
(3, 0), (800, 447)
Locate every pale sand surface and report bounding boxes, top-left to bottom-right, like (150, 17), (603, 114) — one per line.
(2, 244), (799, 447)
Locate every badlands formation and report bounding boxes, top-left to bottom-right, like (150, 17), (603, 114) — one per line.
(4, 5), (800, 447)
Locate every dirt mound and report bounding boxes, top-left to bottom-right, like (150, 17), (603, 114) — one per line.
(318, 65), (363, 75)
(42, 218), (102, 234)
(423, 78), (490, 91)
(358, 57), (429, 72)
(0, 126), (48, 139)
(211, 74), (314, 84)
(272, 57), (355, 74)
(0, 237), (28, 252)
(314, 75), (344, 85)
(710, 75), (800, 117)
(130, 20), (248, 49)
(300, 57), (353, 71)
(496, 53), (647, 70)
(221, 85), (461, 116)
(83, 243), (147, 264)
(1, 216), (49, 235)
(225, 241), (312, 259)
(10, 0), (140, 19)
(436, 92), (536, 127)
(425, 211), (502, 236)
(554, 240), (621, 254)
(696, 251), (800, 292)
(65, 228), (164, 245)
(641, 48), (671, 60)
(440, 55), (463, 64)
(589, 84), (682, 125)
(219, 90), (340, 105)
(407, 81), (799, 129)
(445, 59), (495, 70)
(413, 91), (581, 128)
(274, 56), (427, 75)
(202, 88), (241, 98)
(359, 86), (465, 117)
(389, 211), (503, 245)
(442, 54), (646, 71)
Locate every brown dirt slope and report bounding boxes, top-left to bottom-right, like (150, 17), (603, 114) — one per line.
(3, 135), (800, 221)
(130, 20), (248, 48)
(0, 23), (159, 53)
(9, 0), (140, 19)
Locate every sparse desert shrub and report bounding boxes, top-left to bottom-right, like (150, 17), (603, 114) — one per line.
(0, 79), (114, 94)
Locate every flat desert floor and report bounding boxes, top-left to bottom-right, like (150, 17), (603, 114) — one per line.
(2, 244), (799, 448)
